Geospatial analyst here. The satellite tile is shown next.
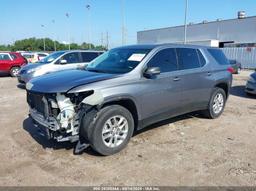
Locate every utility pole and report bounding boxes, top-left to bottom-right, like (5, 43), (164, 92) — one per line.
(121, 0), (126, 45)
(41, 24), (46, 51)
(106, 31), (109, 50)
(101, 32), (104, 47)
(52, 19), (57, 51)
(184, 0), (188, 44)
(86, 4), (92, 49)
(65, 13), (71, 50)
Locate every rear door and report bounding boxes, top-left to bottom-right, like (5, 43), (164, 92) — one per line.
(0, 53), (12, 72)
(176, 48), (215, 111)
(140, 48), (184, 121)
(81, 52), (102, 67)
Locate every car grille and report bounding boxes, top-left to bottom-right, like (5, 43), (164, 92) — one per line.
(27, 92), (46, 115)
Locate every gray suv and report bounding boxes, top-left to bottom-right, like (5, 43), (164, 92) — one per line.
(25, 44), (232, 155)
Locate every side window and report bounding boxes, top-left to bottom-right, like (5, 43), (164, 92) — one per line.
(62, 52), (80, 64)
(38, 53), (47, 57)
(147, 48), (178, 73)
(177, 48), (200, 70)
(82, 52), (100, 62)
(197, 50), (206, 67)
(208, 49), (229, 65)
(0, 54), (11, 61)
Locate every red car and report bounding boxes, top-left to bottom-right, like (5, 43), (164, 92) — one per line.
(0, 52), (27, 77)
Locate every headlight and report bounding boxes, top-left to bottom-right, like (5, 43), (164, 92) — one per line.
(27, 68), (37, 74)
(248, 76), (256, 83)
(33, 68), (46, 77)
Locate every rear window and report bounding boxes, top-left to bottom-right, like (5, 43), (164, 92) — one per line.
(208, 49), (229, 65)
(197, 50), (206, 67)
(82, 52), (102, 62)
(10, 53), (19, 60)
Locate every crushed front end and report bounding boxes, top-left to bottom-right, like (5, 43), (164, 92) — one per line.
(27, 91), (93, 142)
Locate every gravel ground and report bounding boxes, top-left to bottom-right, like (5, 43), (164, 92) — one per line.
(0, 70), (255, 186)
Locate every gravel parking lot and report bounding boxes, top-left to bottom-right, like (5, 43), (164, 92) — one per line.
(0, 71), (255, 186)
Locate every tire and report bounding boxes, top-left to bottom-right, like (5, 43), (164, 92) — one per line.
(82, 105), (134, 156)
(202, 88), (226, 119)
(10, 66), (20, 77)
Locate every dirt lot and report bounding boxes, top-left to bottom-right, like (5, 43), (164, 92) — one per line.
(0, 71), (256, 186)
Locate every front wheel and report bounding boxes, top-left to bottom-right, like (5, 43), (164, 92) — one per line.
(88, 105), (134, 156)
(10, 67), (20, 77)
(203, 88), (226, 119)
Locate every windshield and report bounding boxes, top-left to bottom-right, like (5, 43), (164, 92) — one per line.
(38, 51), (65, 64)
(86, 48), (152, 74)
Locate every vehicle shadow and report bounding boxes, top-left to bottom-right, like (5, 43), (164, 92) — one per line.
(22, 117), (101, 156)
(134, 112), (199, 136)
(17, 83), (26, 90)
(0, 73), (10, 77)
(23, 117), (75, 150)
(230, 85), (255, 99)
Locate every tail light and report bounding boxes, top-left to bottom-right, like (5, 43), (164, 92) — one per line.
(227, 67), (235, 73)
(38, 55), (40, 61)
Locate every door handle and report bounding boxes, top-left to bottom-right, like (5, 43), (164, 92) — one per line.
(207, 72), (212, 76)
(173, 77), (181, 81)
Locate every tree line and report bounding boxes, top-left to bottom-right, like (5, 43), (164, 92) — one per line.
(0, 38), (107, 52)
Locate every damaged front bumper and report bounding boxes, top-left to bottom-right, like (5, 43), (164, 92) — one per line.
(27, 89), (104, 143)
(29, 107), (80, 142)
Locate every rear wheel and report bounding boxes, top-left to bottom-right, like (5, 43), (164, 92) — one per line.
(203, 88), (226, 119)
(83, 105), (134, 156)
(10, 67), (20, 77)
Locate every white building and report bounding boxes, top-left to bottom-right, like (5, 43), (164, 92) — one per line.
(137, 13), (256, 48)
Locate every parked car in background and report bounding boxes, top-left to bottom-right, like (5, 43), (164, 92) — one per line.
(229, 59), (241, 74)
(0, 52), (27, 77)
(245, 72), (256, 95)
(18, 50), (103, 83)
(21, 52), (49, 63)
(25, 44), (233, 155)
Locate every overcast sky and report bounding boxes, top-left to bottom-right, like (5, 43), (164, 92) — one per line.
(0, 0), (255, 48)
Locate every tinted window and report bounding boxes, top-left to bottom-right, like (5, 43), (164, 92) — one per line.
(147, 48), (178, 73)
(62, 52), (80, 64)
(23, 54), (33, 59)
(82, 52), (101, 62)
(197, 50), (206, 66)
(177, 48), (200, 70)
(10, 54), (18, 60)
(208, 49), (229, 65)
(38, 53), (47, 57)
(0, 54), (11, 60)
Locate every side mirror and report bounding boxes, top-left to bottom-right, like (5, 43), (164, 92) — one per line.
(60, 59), (67, 65)
(144, 67), (161, 78)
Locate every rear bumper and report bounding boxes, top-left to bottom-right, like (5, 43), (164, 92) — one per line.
(245, 82), (256, 95)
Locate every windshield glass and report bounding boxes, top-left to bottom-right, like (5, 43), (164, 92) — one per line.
(86, 48), (152, 74)
(38, 51), (65, 64)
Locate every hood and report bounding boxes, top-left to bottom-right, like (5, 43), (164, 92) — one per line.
(20, 62), (47, 71)
(27, 69), (119, 93)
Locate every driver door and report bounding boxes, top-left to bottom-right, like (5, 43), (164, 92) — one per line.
(139, 48), (183, 124)
(57, 52), (82, 71)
